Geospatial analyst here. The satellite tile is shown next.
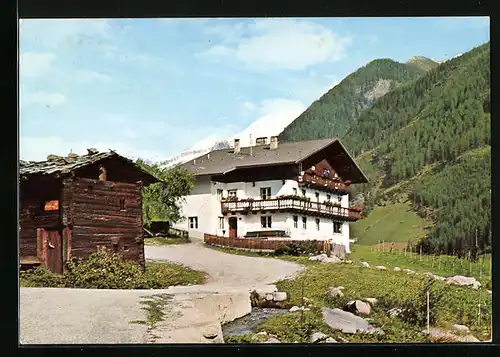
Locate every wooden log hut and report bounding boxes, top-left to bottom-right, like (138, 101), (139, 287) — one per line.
(19, 149), (159, 273)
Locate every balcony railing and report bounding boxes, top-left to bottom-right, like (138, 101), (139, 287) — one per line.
(221, 197), (362, 221)
(297, 172), (350, 193)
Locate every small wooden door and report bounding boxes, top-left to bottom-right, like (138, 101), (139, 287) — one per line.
(228, 217), (238, 238)
(37, 228), (63, 274)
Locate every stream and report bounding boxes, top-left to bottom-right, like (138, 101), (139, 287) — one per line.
(222, 308), (289, 336)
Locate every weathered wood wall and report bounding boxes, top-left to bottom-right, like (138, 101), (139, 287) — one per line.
(19, 177), (62, 259)
(64, 177), (145, 268)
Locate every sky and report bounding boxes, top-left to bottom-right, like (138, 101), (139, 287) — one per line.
(19, 17), (490, 162)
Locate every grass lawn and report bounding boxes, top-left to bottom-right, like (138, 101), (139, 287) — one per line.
(144, 261), (206, 286)
(349, 245), (491, 287)
(252, 258), (492, 343)
(144, 236), (190, 246)
(350, 202), (431, 245)
(20, 259), (206, 289)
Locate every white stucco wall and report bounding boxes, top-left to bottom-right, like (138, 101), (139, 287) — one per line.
(174, 176), (352, 251)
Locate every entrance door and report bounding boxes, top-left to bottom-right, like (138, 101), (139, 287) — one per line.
(37, 228), (63, 274)
(228, 217), (238, 238)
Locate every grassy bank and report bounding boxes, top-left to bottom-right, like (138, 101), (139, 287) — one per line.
(350, 202), (431, 246)
(254, 258), (491, 342)
(349, 245), (491, 287)
(20, 249), (206, 289)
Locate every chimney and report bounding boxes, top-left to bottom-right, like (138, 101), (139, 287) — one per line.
(270, 136), (278, 150)
(256, 137), (268, 145)
(234, 138), (241, 154)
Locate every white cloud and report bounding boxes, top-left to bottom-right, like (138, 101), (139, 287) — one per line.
(25, 91), (66, 107)
(20, 19), (111, 49)
(73, 69), (113, 84)
(202, 19), (353, 71)
(20, 52), (56, 77)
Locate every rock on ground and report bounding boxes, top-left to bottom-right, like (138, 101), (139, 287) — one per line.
(265, 337), (281, 343)
(324, 337), (338, 343)
(451, 324), (470, 334)
(289, 306), (310, 312)
(394, 267), (402, 272)
(273, 292), (287, 302)
(425, 328), (480, 343)
(345, 300), (371, 316)
(361, 262), (370, 268)
(322, 307), (383, 335)
(387, 307), (403, 318)
(426, 272), (446, 281)
(364, 298), (378, 305)
(445, 276), (481, 289)
(309, 254), (342, 263)
(402, 268), (416, 274)
(375, 266), (387, 270)
(327, 286), (345, 298)
(311, 332), (329, 343)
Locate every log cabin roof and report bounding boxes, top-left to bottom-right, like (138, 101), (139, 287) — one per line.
(19, 151), (159, 185)
(181, 138), (368, 184)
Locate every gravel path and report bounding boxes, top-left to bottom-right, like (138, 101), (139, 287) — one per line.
(20, 242), (303, 344)
(145, 242), (303, 289)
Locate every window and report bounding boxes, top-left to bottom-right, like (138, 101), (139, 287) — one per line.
(301, 189), (306, 197)
(218, 217), (224, 229)
(119, 198), (126, 211)
(261, 216), (272, 228)
(302, 216), (307, 229)
(260, 187), (271, 200)
(323, 168), (330, 177)
(217, 189), (223, 200)
(292, 187), (297, 195)
(228, 189), (237, 198)
(334, 195), (342, 204)
(189, 217), (199, 229)
(44, 200), (59, 211)
(316, 218), (320, 231)
(326, 194), (331, 202)
(333, 221), (342, 234)
(293, 215), (298, 228)
(315, 192), (320, 201)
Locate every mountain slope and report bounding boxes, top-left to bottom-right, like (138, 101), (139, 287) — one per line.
(342, 42), (491, 255)
(278, 58), (436, 142)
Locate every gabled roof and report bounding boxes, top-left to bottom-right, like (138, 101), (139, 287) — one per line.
(20, 151), (159, 185)
(181, 138), (368, 184)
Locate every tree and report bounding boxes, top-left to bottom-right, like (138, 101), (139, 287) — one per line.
(136, 159), (195, 227)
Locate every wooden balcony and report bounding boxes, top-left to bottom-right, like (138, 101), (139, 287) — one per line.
(221, 197), (362, 221)
(297, 172), (350, 194)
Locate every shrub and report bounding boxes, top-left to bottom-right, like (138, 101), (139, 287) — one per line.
(20, 248), (206, 290)
(20, 266), (65, 287)
(64, 247), (147, 289)
(274, 241), (322, 256)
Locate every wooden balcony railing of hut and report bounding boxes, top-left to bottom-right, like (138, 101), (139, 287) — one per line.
(297, 172), (350, 193)
(221, 197), (362, 221)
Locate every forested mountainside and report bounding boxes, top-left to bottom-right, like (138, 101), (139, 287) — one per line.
(342, 42), (490, 256)
(283, 42), (490, 257)
(278, 58), (437, 142)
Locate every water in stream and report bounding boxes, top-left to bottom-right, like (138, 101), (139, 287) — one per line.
(222, 308), (289, 336)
